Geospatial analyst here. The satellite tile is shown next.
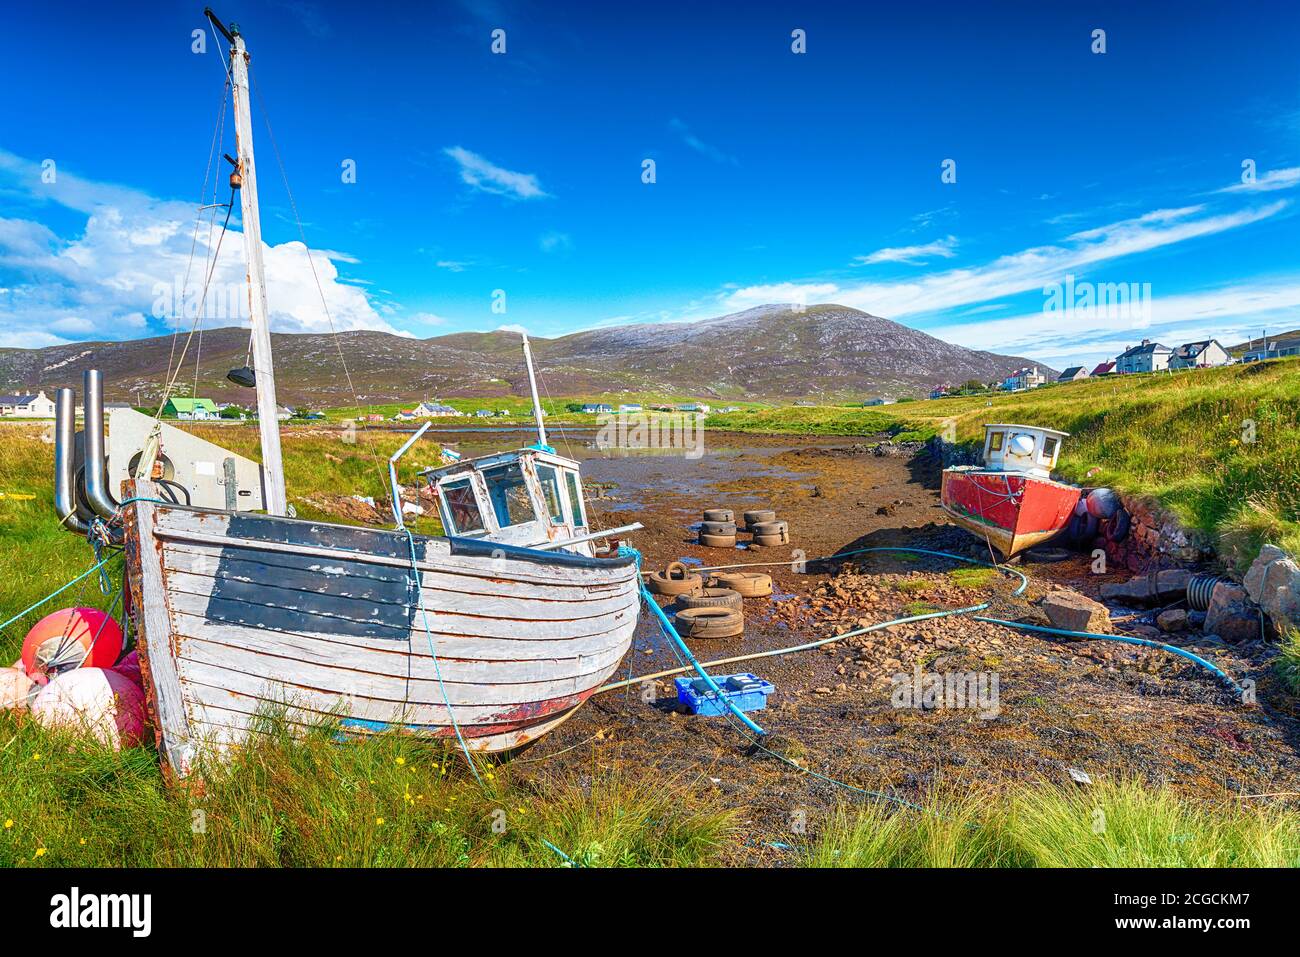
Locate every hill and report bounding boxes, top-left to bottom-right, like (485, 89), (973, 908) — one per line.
(0, 304), (1050, 406)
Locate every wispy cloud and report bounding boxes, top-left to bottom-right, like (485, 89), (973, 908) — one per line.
(669, 118), (738, 166)
(855, 235), (958, 265)
(1217, 165), (1300, 193)
(435, 259), (471, 272)
(723, 199), (1290, 320)
(443, 146), (549, 200)
(538, 231), (572, 253)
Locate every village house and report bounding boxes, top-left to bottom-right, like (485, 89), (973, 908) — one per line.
(162, 397), (220, 420)
(1056, 366), (1089, 383)
(414, 401), (459, 418)
(863, 397), (896, 406)
(617, 403), (643, 413)
(580, 403), (614, 414)
(1090, 360), (1116, 376)
(1115, 339), (1173, 374)
(927, 385), (951, 400)
(1001, 367), (1046, 391)
(675, 402), (711, 414)
(0, 390), (56, 418)
(473, 409), (494, 418)
(1170, 339), (1231, 369)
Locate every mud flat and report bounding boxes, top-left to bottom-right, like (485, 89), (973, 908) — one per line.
(474, 431), (1300, 866)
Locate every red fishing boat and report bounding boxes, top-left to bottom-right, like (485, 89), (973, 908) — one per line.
(941, 424), (1081, 558)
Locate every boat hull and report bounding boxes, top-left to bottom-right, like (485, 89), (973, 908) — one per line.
(940, 468), (1081, 557)
(121, 481), (641, 778)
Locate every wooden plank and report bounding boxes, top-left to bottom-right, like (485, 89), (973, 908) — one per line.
(122, 483), (195, 777)
(177, 661), (615, 727)
(165, 588), (639, 643)
(174, 628), (629, 693)
(163, 540), (629, 602)
(162, 562), (636, 621)
(169, 610), (632, 662)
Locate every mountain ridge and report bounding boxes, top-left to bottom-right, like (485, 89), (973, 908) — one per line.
(0, 304), (1054, 405)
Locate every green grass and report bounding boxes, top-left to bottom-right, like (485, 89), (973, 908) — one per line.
(948, 566), (998, 589)
(704, 405), (904, 436)
(0, 713), (737, 867)
(806, 780), (1300, 867)
(1275, 629), (1300, 696)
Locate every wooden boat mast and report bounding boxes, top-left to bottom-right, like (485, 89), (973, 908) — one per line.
(209, 8), (288, 515)
(520, 332), (550, 449)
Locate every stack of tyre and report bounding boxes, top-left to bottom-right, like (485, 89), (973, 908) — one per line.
(738, 509), (789, 548)
(645, 560), (775, 641)
(698, 508), (738, 547)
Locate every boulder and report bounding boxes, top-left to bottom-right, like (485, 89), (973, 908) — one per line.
(1156, 608), (1189, 633)
(1205, 582), (1260, 644)
(1039, 590), (1111, 633)
(1243, 544), (1300, 637)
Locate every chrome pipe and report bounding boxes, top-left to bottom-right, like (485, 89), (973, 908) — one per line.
(53, 388), (88, 534)
(82, 369), (119, 519)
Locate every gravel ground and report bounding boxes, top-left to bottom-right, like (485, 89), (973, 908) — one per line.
(509, 434), (1300, 865)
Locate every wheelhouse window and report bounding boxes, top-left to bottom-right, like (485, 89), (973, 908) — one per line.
(1042, 436), (1059, 462)
(536, 465), (566, 524)
(440, 479), (484, 535)
(482, 463), (537, 527)
(565, 471), (585, 527)
(988, 431), (1004, 452)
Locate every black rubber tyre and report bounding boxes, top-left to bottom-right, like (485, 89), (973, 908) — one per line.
(709, 571), (773, 597)
(1024, 546), (1072, 563)
(750, 534), (786, 548)
(702, 508), (734, 523)
(699, 532), (738, 548)
(677, 587), (743, 612)
(1104, 508), (1131, 544)
(674, 606), (744, 639)
(700, 520), (737, 536)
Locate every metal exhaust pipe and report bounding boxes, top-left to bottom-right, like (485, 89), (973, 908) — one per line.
(83, 369), (120, 520)
(53, 387), (88, 534)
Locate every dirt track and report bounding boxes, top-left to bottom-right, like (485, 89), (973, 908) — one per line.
(488, 432), (1300, 865)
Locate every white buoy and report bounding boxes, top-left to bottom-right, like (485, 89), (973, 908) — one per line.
(0, 667), (34, 711)
(30, 668), (147, 750)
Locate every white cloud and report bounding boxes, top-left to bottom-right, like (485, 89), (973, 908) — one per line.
(669, 118), (738, 166)
(435, 259), (471, 272)
(539, 231), (572, 253)
(723, 200), (1290, 320)
(443, 146), (548, 200)
(1218, 166), (1300, 194)
(0, 148), (398, 348)
(855, 235), (957, 265)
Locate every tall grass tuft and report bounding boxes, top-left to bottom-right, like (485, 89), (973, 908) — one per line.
(806, 780), (1300, 867)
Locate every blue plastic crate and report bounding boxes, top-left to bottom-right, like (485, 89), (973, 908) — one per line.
(674, 672), (774, 717)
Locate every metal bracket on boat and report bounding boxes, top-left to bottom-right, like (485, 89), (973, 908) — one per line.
(389, 421), (432, 530)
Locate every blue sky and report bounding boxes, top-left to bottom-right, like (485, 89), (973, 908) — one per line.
(1, 0), (1298, 369)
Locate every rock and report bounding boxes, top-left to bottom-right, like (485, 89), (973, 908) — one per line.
(1156, 609), (1188, 633)
(1242, 544), (1300, 637)
(1039, 590), (1111, 633)
(1205, 582), (1260, 644)
(876, 504), (897, 516)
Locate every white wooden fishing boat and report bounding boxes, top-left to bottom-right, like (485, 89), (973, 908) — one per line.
(51, 11), (642, 779)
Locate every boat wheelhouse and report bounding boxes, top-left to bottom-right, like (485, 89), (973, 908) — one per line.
(940, 423), (1081, 558)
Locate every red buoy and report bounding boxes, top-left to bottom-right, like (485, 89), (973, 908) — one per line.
(22, 607), (123, 677)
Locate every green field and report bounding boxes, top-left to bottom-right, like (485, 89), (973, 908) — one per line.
(2, 360), (1299, 866)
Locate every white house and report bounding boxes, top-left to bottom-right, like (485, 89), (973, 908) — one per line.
(1056, 366), (1089, 383)
(580, 403), (614, 414)
(675, 402), (710, 414)
(864, 397), (896, 406)
(617, 403), (643, 413)
(1115, 339), (1173, 374)
(1001, 367), (1046, 391)
(1170, 339), (1230, 369)
(0, 390), (56, 418)
(414, 401), (459, 418)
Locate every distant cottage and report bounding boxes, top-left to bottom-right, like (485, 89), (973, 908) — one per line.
(580, 403), (614, 414)
(1056, 366), (1089, 383)
(1090, 360), (1116, 376)
(0, 390), (55, 418)
(1170, 339), (1230, 369)
(1115, 339), (1172, 374)
(162, 397), (220, 420)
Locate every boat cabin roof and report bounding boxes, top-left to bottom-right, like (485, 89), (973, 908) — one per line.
(418, 444), (580, 483)
(984, 423), (1070, 439)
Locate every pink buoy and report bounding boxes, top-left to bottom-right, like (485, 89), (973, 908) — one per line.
(22, 607), (123, 677)
(113, 650), (143, 688)
(0, 666), (34, 711)
(30, 668), (147, 750)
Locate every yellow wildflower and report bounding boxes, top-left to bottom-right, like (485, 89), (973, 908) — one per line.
(34, 847), (46, 858)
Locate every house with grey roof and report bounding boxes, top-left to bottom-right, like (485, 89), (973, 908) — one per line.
(1056, 366), (1089, 383)
(0, 390), (55, 418)
(1170, 339), (1230, 369)
(1115, 339), (1173, 374)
